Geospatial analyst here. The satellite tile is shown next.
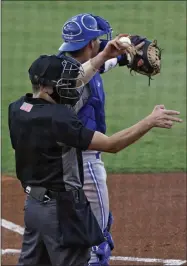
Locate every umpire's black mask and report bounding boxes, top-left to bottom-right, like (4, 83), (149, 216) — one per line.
(28, 54), (84, 105)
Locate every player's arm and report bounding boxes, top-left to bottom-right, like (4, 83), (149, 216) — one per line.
(99, 37), (145, 74)
(78, 34), (133, 85)
(88, 105), (182, 153)
(97, 40), (129, 74)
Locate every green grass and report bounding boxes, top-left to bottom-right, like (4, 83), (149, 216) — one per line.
(2, 1), (186, 174)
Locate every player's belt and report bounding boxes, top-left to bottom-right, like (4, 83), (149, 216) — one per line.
(82, 150), (101, 160)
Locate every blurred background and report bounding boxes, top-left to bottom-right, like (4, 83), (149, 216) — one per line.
(2, 1), (186, 175)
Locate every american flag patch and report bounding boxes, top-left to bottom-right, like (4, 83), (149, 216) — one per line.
(20, 102), (33, 112)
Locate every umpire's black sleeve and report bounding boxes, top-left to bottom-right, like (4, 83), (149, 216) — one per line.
(52, 105), (94, 150)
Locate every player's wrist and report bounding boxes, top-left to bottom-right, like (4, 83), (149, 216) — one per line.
(99, 51), (111, 62)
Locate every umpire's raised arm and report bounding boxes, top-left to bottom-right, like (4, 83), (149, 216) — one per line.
(88, 105), (182, 153)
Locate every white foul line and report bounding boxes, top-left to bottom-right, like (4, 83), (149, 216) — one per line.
(1, 250), (186, 266)
(2, 249), (21, 255)
(111, 256), (187, 265)
(1, 219), (24, 235)
(1, 219), (186, 265)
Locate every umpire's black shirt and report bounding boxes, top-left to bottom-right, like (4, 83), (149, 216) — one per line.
(8, 93), (94, 190)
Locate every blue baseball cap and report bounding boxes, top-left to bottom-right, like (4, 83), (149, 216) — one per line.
(59, 13), (112, 52)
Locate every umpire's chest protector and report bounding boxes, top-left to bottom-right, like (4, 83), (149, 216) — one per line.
(78, 73), (106, 134)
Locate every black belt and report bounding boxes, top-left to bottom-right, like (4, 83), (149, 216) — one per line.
(25, 186), (83, 203)
(47, 190), (82, 203)
(46, 190), (66, 199)
(46, 190), (60, 199)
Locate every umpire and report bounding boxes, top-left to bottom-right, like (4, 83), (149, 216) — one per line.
(8, 36), (134, 266)
(8, 54), (105, 266)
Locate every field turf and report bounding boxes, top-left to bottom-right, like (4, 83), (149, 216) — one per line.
(2, 1), (186, 174)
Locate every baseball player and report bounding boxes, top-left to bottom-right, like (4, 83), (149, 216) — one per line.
(57, 13), (154, 265)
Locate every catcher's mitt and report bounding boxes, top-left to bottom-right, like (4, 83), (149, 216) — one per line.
(128, 35), (163, 85)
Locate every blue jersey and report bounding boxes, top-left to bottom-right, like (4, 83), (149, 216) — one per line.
(76, 56), (126, 134)
(77, 72), (106, 134)
(57, 49), (127, 135)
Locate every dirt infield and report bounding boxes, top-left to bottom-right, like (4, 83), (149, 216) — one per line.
(1, 173), (187, 265)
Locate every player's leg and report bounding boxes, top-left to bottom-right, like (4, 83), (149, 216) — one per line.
(83, 151), (109, 231)
(83, 151), (113, 266)
(89, 212), (114, 266)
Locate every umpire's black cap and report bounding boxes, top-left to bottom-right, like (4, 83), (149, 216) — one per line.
(28, 55), (63, 86)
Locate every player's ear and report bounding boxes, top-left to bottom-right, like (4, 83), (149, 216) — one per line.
(89, 39), (97, 50)
(88, 40), (94, 50)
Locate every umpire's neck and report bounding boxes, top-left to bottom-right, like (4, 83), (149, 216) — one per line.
(33, 92), (56, 104)
(33, 85), (56, 104)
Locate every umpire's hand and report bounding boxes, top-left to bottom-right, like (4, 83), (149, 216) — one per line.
(148, 105), (182, 129)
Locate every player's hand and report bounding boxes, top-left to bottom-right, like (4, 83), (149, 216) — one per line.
(113, 34), (145, 63)
(147, 105), (182, 129)
(101, 34), (135, 60)
(127, 41), (145, 62)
